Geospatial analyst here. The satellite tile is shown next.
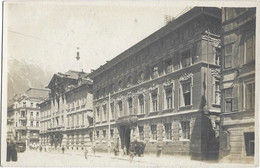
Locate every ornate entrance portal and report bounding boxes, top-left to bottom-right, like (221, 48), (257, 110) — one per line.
(119, 125), (131, 154)
(116, 115), (138, 155)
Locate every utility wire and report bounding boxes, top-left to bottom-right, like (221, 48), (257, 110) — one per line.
(8, 30), (63, 46)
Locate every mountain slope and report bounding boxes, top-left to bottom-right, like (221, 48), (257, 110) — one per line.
(7, 59), (52, 102)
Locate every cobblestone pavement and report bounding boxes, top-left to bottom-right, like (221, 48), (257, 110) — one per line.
(2, 150), (256, 167)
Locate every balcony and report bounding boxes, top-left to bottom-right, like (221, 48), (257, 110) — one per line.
(16, 126), (27, 130)
(29, 135), (40, 140)
(7, 118), (14, 123)
(19, 117), (27, 121)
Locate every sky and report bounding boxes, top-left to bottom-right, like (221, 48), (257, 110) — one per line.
(5, 1), (189, 74)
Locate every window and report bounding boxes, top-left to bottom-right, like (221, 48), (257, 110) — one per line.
(110, 103), (114, 119)
(23, 102), (26, 107)
(245, 35), (255, 64)
(30, 112), (33, 116)
(166, 89), (173, 109)
(103, 130), (106, 139)
(76, 114), (79, 126)
(151, 92), (158, 112)
(181, 51), (191, 68)
(246, 82), (255, 110)
(81, 113), (84, 125)
(151, 65), (159, 79)
(118, 80), (123, 89)
(165, 59), (172, 74)
(96, 107), (100, 122)
(180, 82), (191, 106)
(164, 123), (172, 140)
(215, 81), (221, 105)
(36, 122), (39, 127)
(30, 121), (34, 127)
(224, 88), (232, 112)
(224, 44), (232, 68)
(244, 132), (254, 156)
(96, 131), (99, 138)
(103, 105), (107, 121)
(174, 57), (180, 70)
(150, 125), (157, 140)
(138, 95), (145, 114)
(30, 103), (33, 107)
(36, 112), (39, 117)
(215, 48), (221, 65)
(21, 111), (25, 117)
(128, 98), (133, 115)
(127, 76), (133, 87)
(118, 101), (123, 117)
(139, 126), (144, 140)
(110, 129), (114, 138)
(181, 121), (190, 140)
(139, 71), (145, 81)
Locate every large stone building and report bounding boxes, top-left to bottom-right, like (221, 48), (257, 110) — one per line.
(7, 88), (49, 148)
(89, 7), (222, 159)
(219, 8), (256, 163)
(39, 70), (93, 151)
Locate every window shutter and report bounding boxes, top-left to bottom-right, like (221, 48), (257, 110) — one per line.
(232, 85), (239, 111)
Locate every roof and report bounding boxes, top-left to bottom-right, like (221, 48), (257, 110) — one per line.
(25, 88), (50, 99)
(88, 7), (221, 79)
(47, 70), (88, 88)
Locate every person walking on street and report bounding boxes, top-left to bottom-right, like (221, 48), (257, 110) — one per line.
(92, 145), (96, 157)
(39, 146), (43, 152)
(84, 147), (88, 159)
(6, 139), (12, 162)
(11, 140), (18, 162)
(61, 146), (65, 154)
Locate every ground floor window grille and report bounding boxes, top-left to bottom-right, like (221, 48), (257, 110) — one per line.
(164, 123), (172, 140)
(150, 125), (157, 140)
(180, 121), (190, 140)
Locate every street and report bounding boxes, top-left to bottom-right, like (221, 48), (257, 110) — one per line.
(2, 150), (255, 167)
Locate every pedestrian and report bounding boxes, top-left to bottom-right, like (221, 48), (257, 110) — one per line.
(61, 146), (65, 154)
(39, 146), (43, 152)
(84, 147), (88, 159)
(92, 145), (96, 157)
(156, 144), (163, 158)
(6, 139), (12, 162)
(11, 140), (18, 162)
(123, 145), (127, 156)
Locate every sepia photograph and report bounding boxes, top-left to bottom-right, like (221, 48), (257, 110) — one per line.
(1, 0), (259, 167)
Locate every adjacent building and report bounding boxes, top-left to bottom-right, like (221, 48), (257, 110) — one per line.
(219, 8), (256, 163)
(39, 70), (93, 151)
(7, 88), (49, 148)
(89, 7), (222, 159)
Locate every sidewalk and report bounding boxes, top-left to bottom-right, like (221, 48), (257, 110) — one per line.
(36, 149), (255, 168)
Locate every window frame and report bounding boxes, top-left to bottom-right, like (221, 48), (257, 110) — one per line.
(224, 43), (233, 69)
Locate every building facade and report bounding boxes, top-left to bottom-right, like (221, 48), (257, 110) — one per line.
(219, 8), (256, 163)
(7, 88), (49, 148)
(89, 7), (222, 160)
(39, 70), (93, 151)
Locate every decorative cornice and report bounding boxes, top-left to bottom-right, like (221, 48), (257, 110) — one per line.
(149, 84), (159, 91)
(179, 73), (193, 82)
(163, 79), (174, 87)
